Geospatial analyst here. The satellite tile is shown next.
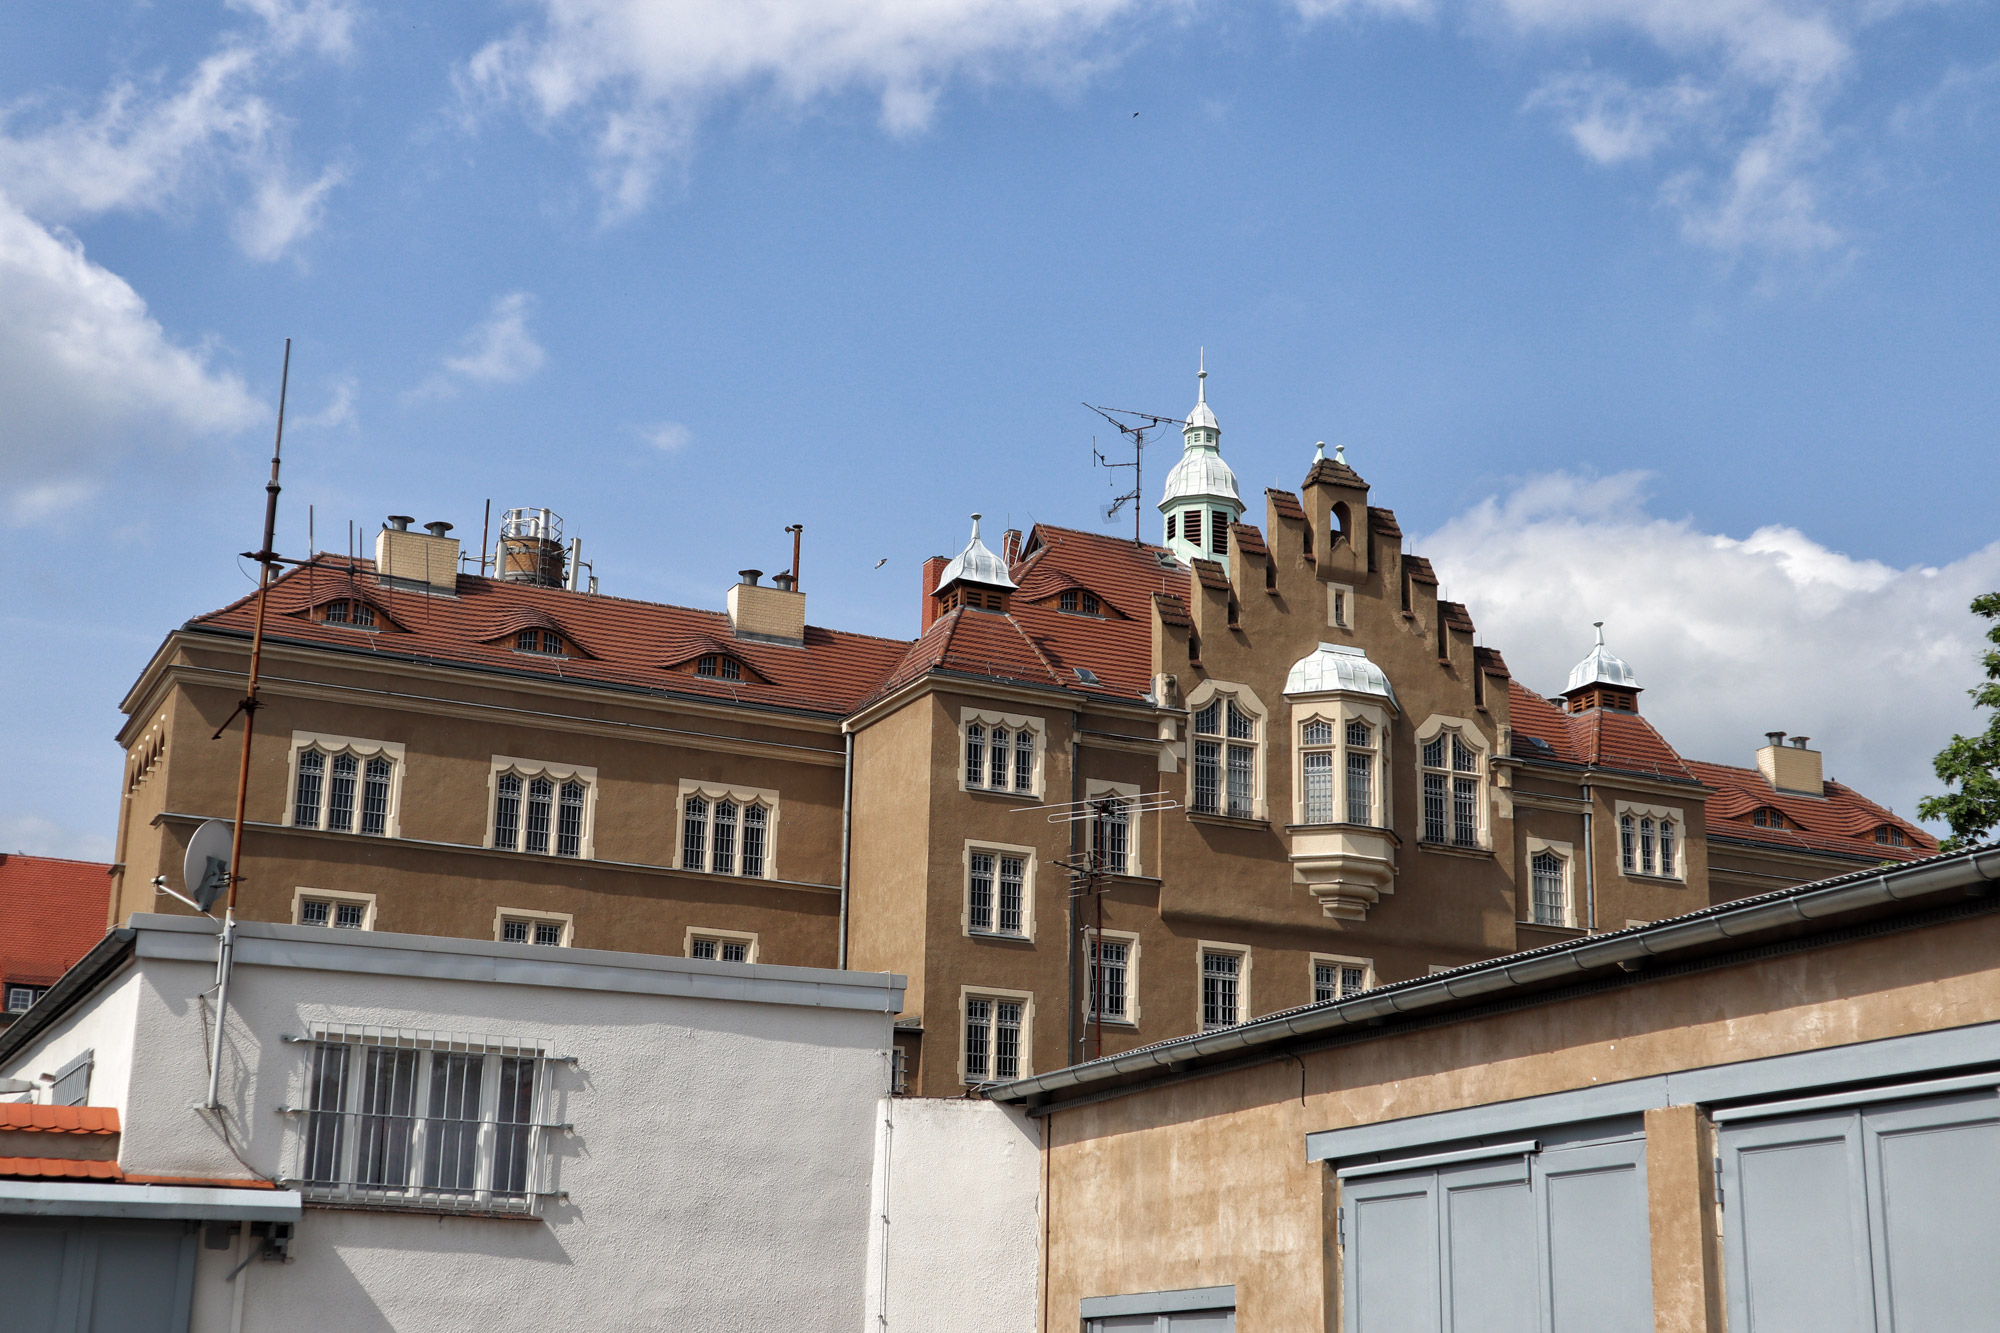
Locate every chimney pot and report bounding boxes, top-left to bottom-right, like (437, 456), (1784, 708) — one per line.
(1791, 736), (1810, 749)
(424, 521), (454, 538)
(772, 572), (795, 592)
(1765, 731), (1786, 747)
(387, 515), (413, 532)
(739, 569), (762, 586)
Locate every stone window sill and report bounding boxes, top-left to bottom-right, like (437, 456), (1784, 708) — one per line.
(1417, 840), (1492, 860)
(1187, 812), (1271, 832)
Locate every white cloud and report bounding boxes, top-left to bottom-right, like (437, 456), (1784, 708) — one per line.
(407, 293), (547, 400)
(0, 0), (356, 260)
(0, 194), (262, 523)
(1419, 471), (2000, 829)
(643, 421), (692, 452)
(460, 0), (1147, 220)
(0, 812), (114, 862)
(290, 375), (358, 433)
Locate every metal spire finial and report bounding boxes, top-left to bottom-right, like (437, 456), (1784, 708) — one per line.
(1197, 348), (1206, 403)
(1333, 443), (1346, 466)
(1593, 621), (1605, 646)
(1315, 440), (1326, 461)
(970, 512), (983, 540)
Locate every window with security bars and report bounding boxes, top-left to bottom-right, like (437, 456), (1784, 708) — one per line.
(967, 851), (1027, 935)
(300, 897), (368, 930)
(1088, 938), (1129, 1021)
(1530, 851), (1568, 926)
(1619, 814), (1678, 878)
(690, 935), (750, 962)
(681, 796), (771, 876)
(1201, 950), (1242, 1029)
(1090, 798), (1130, 875)
(1313, 959), (1368, 1004)
(492, 771), (588, 857)
(1420, 732), (1481, 847)
(293, 747), (395, 836)
(1301, 720), (1335, 824)
(963, 996), (1025, 1084)
(1191, 698), (1257, 818)
(317, 599), (377, 628)
(514, 628), (566, 655)
(500, 917), (566, 947)
(291, 1030), (556, 1214)
(964, 721), (1037, 794)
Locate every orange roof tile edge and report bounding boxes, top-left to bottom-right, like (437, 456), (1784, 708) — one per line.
(0, 1157), (123, 1180)
(0, 1103), (120, 1134)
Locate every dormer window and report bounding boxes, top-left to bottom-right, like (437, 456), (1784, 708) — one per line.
(317, 599), (377, 628)
(1751, 807), (1787, 829)
(696, 654), (743, 680)
(515, 628), (567, 656)
(1875, 825), (1906, 846)
(1057, 589), (1101, 616)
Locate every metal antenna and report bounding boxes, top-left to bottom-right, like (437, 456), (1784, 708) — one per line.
(1086, 404), (1183, 545)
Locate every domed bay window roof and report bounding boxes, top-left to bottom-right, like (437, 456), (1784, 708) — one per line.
(1285, 642), (1397, 706)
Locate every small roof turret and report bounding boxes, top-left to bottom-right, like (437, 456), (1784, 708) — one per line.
(1284, 642), (1398, 707)
(1565, 622), (1640, 693)
(936, 513), (1016, 591)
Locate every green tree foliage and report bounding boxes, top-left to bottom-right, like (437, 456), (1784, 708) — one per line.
(1919, 592), (2000, 851)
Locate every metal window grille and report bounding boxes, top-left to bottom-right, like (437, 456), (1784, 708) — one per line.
(1639, 818), (1656, 875)
(294, 749), (325, 827)
(494, 773), (521, 850)
(994, 1001), (1023, 1081)
(696, 655), (717, 677)
(1452, 776), (1477, 847)
(1226, 701), (1254, 741)
(691, 938), (717, 960)
(721, 940), (747, 963)
(890, 1046), (909, 1095)
(555, 781), (585, 857)
(1092, 801), (1129, 875)
(533, 922), (562, 946)
(1303, 720), (1334, 747)
(1060, 590), (1079, 611)
(1226, 744), (1254, 819)
(1014, 731), (1033, 792)
(1333, 590), (1346, 626)
(334, 902), (364, 929)
(1660, 819), (1676, 874)
(1422, 735), (1445, 769)
(1193, 740), (1220, 815)
(1194, 701), (1220, 734)
(989, 728), (1011, 789)
(1313, 962), (1364, 1004)
(1082, 593), (1098, 615)
(713, 800), (739, 875)
(301, 899), (330, 927)
(360, 758), (391, 836)
(524, 778), (553, 854)
(682, 796), (708, 871)
(964, 998), (992, 1082)
(1202, 952), (1240, 1028)
(968, 852), (995, 932)
(1531, 851), (1566, 926)
(1303, 751), (1334, 824)
(502, 920), (528, 944)
(1620, 815), (1636, 871)
(289, 1027), (559, 1215)
(327, 753), (358, 832)
(1089, 939), (1128, 1020)
(997, 856), (1025, 935)
(1422, 772), (1448, 844)
(1210, 510), (1228, 555)
(741, 805), (767, 877)
(965, 724), (985, 788)
(1346, 719), (1370, 748)
(1346, 750), (1372, 826)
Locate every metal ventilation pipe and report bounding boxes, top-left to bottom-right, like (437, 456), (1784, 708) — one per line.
(424, 521), (454, 537)
(387, 515), (413, 532)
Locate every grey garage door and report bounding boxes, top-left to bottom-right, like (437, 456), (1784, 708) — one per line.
(1340, 1137), (1652, 1333)
(1718, 1083), (2000, 1333)
(0, 1216), (197, 1333)
(1083, 1284), (1236, 1330)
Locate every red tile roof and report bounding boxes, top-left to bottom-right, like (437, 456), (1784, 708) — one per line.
(1368, 507), (1402, 539)
(1688, 760), (1936, 861)
(1506, 682), (1695, 781)
(1265, 489), (1305, 521)
(187, 557), (912, 718)
(1404, 555), (1439, 586)
(1474, 646), (1510, 678)
(0, 1156), (123, 1180)
(1304, 458), (1369, 490)
(0, 1103), (119, 1134)
(1229, 523), (1268, 559)
(0, 854), (110, 993)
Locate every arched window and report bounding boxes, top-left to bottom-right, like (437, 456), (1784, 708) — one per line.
(681, 793), (774, 876)
(989, 727), (1012, 788)
(1301, 720), (1335, 824)
(1619, 808), (1682, 879)
(1875, 825), (1906, 846)
(1193, 697), (1258, 819)
(1420, 731), (1481, 847)
(965, 723), (985, 788)
(514, 628), (565, 655)
(318, 599), (377, 628)
(1345, 720), (1376, 826)
(1530, 850), (1567, 926)
(695, 654), (743, 680)
(961, 713), (1041, 795)
(291, 739), (399, 837)
(491, 759), (594, 858)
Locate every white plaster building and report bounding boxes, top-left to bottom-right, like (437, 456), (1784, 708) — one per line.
(0, 914), (908, 1332)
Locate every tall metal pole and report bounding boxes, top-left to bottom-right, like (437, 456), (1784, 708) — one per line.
(206, 338), (290, 1112)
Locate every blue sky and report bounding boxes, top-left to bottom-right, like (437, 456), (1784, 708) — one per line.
(3, 0), (1997, 857)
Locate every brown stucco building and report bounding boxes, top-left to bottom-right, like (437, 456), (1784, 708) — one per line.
(109, 379), (1933, 1097)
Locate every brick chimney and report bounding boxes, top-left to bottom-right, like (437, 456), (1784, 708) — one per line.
(921, 556), (949, 633)
(375, 516), (460, 593)
(727, 568), (805, 646)
(1002, 529), (1022, 565)
(1757, 732), (1824, 797)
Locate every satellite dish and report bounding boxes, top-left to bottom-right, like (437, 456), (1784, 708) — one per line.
(184, 819), (234, 913)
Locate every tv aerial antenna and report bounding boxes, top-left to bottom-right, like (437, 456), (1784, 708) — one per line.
(1017, 790), (1181, 1062)
(1086, 404), (1184, 545)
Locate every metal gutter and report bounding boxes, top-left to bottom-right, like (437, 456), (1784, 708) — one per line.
(0, 929), (136, 1069)
(838, 730), (854, 969)
(986, 843), (2000, 1107)
(0, 1181), (302, 1222)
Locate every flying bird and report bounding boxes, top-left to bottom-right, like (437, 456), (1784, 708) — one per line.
(874, 558), (888, 569)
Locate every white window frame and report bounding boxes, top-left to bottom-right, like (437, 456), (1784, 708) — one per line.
(1311, 952), (1373, 1004)
(292, 887), (378, 932)
(676, 779), (781, 878)
(1197, 941), (1251, 1031)
(685, 926), (760, 963)
(1415, 715), (1491, 850)
(1084, 927), (1141, 1026)
(1524, 837), (1577, 927)
(287, 732), (406, 838)
(493, 907), (573, 948)
(486, 756), (598, 859)
(287, 1025), (558, 1216)
(958, 707), (1047, 798)
(5, 984), (46, 1013)
(1615, 800), (1685, 880)
(959, 986), (1035, 1086)
(1185, 680), (1269, 821)
(1084, 779), (1142, 878)
(962, 840), (1037, 940)
(1291, 701), (1392, 828)
(1327, 583), (1354, 630)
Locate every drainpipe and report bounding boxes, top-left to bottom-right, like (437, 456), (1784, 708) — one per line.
(839, 730), (855, 970)
(1582, 779), (1597, 933)
(1067, 711), (1082, 1065)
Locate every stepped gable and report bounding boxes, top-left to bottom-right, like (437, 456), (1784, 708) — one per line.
(1438, 600), (1475, 635)
(1153, 593), (1192, 628)
(1305, 457), (1367, 490)
(1368, 506), (1402, 539)
(1190, 559), (1231, 592)
(1229, 523), (1268, 559)
(191, 555), (912, 717)
(1506, 681), (1693, 780)
(1265, 488), (1305, 522)
(1688, 760), (1936, 861)
(1473, 645), (1510, 678)
(1403, 555), (1439, 586)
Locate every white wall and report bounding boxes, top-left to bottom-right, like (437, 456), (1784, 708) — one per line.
(11, 916), (906, 1333)
(0, 967), (141, 1114)
(862, 1096), (1042, 1333)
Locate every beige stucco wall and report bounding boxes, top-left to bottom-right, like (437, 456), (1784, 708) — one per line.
(1040, 910), (2000, 1330)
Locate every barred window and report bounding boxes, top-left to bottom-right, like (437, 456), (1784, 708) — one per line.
(690, 934), (751, 963)
(695, 654), (744, 680)
(682, 793), (775, 877)
(1301, 720), (1335, 824)
(317, 599), (377, 628)
(1346, 721), (1375, 826)
(299, 896), (370, 930)
(1089, 937), (1130, 1020)
(492, 763), (591, 857)
(1639, 818), (1657, 875)
(963, 996), (1025, 1084)
(989, 727), (1011, 788)
(1313, 959), (1368, 1004)
(515, 628), (565, 656)
(1420, 731), (1482, 848)
(292, 743), (398, 837)
(499, 916), (567, 947)
(1201, 950), (1242, 1029)
(1192, 697), (1257, 818)
(965, 723), (986, 788)
(1090, 797), (1130, 876)
(967, 850), (1027, 936)
(523, 778), (553, 854)
(963, 716), (1038, 794)
(1659, 820), (1676, 876)
(292, 1030), (556, 1215)
(1620, 814), (1636, 871)
(1530, 851), (1567, 926)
